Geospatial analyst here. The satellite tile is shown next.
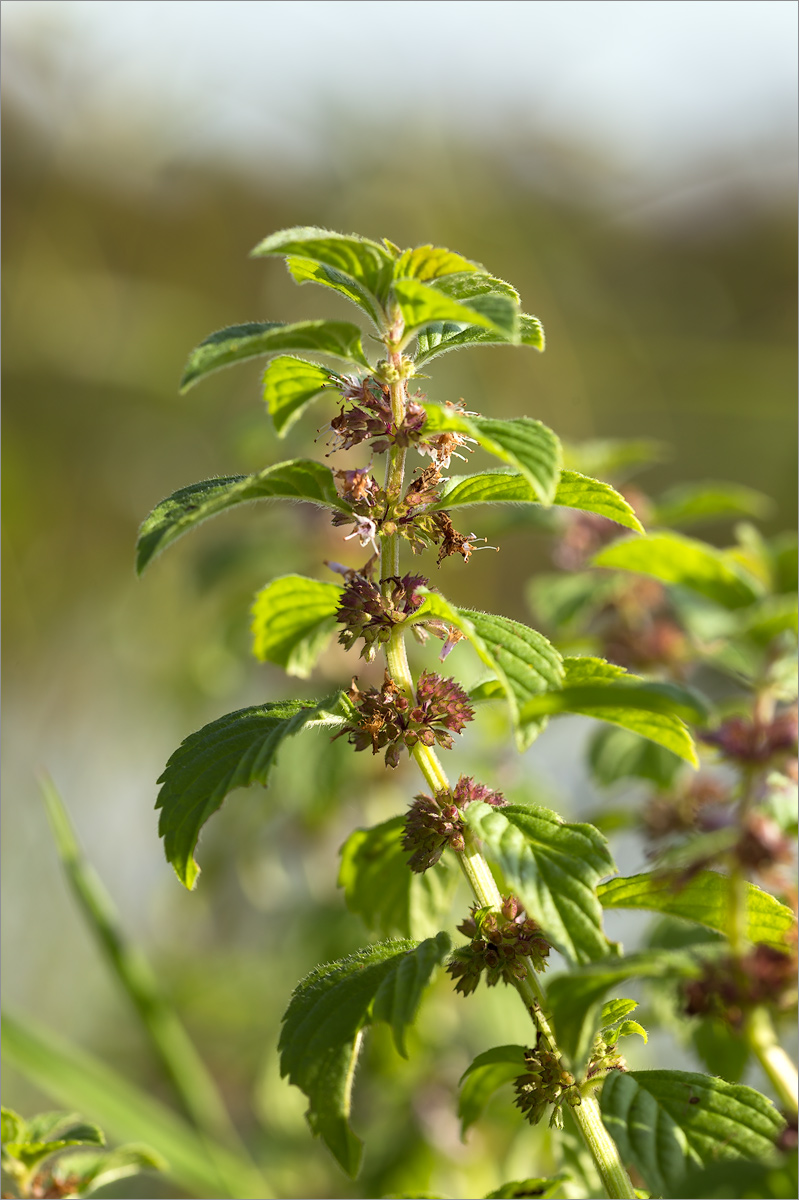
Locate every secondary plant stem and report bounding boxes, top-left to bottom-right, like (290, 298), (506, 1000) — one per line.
(746, 1006), (799, 1116)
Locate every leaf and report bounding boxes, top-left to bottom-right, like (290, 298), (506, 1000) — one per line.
(597, 872), (797, 951)
(392, 278), (515, 339)
(136, 461), (349, 573)
(593, 532), (763, 610)
(262, 356), (342, 436)
(600, 1069), (786, 1198)
(484, 1178), (567, 1199)
(48, 1144), (167, 1196)
(252, 226), (395, 305)
(338, 816), (459, 939)
(518, 657), (703, 766)
(432, 272), (522, 337)
(587, 725), (684, 790)
(463, 802), (616, 964)
(394, 244), (482, 283)
(179, 320), (370, 391)
(1, 1011), (268, 1200)
(251, 575), (342, 678)
(414, 313), (544, 365)
(457, 1045), (528, 1135)
(286, 257), (385, 327)
(545, 952), (697, 1071)
(156, 693), (354, 889)
(652, 482), (773, 528)
(599, 999), (640, 1031)
(668, 1154), (798, 1198)
(279, 935), (450, 1176)
(433, 469), (643, 534)
(690, 1016), (751, 1084)
(409, 592), (564, 750)
(2, 1111), (105, 1174)
(422, 407), (562, 506)
(562, 438), (668, 480)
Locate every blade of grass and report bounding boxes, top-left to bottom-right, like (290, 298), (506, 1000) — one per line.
(39, 775), (271, 1197)
(1, 1011), (269, 1199)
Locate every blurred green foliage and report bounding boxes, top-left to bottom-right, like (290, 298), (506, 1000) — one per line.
(2, 43), (796, 1200)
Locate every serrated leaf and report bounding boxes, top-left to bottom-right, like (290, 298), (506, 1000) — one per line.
(338, 816), (458, 940)
(414, 313), (544, 365)
(612, 1020), (648, 1045)
(392, 278), (513, 340)
(463, 802), (616, 964)
(599, 999), (639, 1031)
(587, 725), (684, 790)
(668, 1154), (798, 1198)
(597, 871), (797, 951)
(652, 482), (773, 528)
(409, 592), (564, 750)
(433, 469), (643, 534)
(518, 657), (702, 766)
(252, 226), (395, 304)
(600, 1069), (786, 1198)
(251, 575), (341, 678)
(394, 245), (482, 283)
(458, 1045), (528, 1135)
(432, 273), (522, 337)
(2, 1111), (105, 1173)
(484, 1177), (567, 1199)
(422, 407), (562, 506)
(136, 461), (349, 574)
(546, 952), (697, 1071)
(156, 693), (354, 889)
(286, 257), (385, 327)
(279, 935), (450, 1176)
(180, 320), (370, 391)
(262, 355), (342, 436)
(593, 532), (763, 610)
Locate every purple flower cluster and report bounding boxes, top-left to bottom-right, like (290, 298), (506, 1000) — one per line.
(401, 774), (506, 872)
(446, 894), (551, 994)
(336, 573), (428, 661)
(327, 374), (427, 455)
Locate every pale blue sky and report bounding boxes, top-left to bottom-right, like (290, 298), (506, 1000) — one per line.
(4, 0), (797, 187)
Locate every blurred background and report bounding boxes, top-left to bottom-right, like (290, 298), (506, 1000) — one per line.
(2, 2), (797, 1197)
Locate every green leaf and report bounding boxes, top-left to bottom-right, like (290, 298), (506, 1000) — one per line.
(484, 1178), (567, 1199)
(562, 438), (668, 480)
(262, 356), (342, 436)
(2, 1111), (106, 1173)
(392, 278), (515, 340)
(597, 871), (797, 951)
(652, 482), (773, 528)
(518, 657), (702, 766)
(414, 313), (544, 365)
(690, 1016), (751, 1084)
(136, 462), (349, 574)
(338, 816), (459, 940)
(1, 1106), (25, 1146)
(433, 469), (643, 534)
(1, 1012), (268, 1200)
(431, 272), (522, 337)
(600, 1069), (786, 1198)
(252, 226), (395, 305)
(593, 532), (763, 610)
(599, 999), (639, 1031)
(179, 320), (370, 391)
(394, 244), (482, 283)
(546, 952), (697, 1071)
(669, 1154), (798, 1198)
(47, 1144), (167, 1197)
(463, 802), (616, 964)
(587, 725), (684, 790)
(457, 1045), (528, 1135)
(422, 407), (562, 506)
(279, 935), (450, 1177)
(286, 257), (385, 327)
(156, 693), (354, 889)
(251, 575), (342, 678)
(409, 592), (564, 750)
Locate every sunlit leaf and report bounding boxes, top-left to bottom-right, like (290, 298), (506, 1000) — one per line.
(587, 724), (684, 790)
(392, 278), (514, 340)
(136, 461), (348, 573)
(593, 532), (763, 610)
(262, 356), (342, 436)
(338, 816), (459, 939)
(463, 802), (616, 964)
(394, 244), (482, 282)
(279, 935), (450, 1177)
(422, 407), (562, 505)
(414, 313), (544, 365)
(597, 871), (797, 951)
(457, 1045), (527, 1135)
(156, 693), (354, 889)
(252, 227), (395, 303)
(286, 257), (385, 327)
(251, 574), (342, 678)
(600, 1070), (785, 1198)
(180, 320), (370, 391)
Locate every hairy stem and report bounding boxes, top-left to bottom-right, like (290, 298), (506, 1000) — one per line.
(377, 376), (635, 1197)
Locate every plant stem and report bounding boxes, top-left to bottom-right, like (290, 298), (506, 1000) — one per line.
(746, 1006), (799, 1116)
(378, 380), (635, 1198)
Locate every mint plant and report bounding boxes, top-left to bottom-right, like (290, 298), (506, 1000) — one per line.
(138, 229), (797, 1199)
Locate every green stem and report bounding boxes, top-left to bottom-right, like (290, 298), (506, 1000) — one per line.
(377, 386), (635, 1197)
(746, 1006), (799, 1116)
